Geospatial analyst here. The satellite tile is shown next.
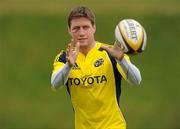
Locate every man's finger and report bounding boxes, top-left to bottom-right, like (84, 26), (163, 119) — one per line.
(66, 43), (71, 57)
(75, 41), (80, 52)
(71, 39), (75, 47)
(114, 41), (124, 51)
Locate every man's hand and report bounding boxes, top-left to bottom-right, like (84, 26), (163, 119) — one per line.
(66, 39), (80, 67)
(101, 42), (124, 61)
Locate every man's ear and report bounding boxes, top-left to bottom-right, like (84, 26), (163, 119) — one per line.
(93, 25), (96, 33)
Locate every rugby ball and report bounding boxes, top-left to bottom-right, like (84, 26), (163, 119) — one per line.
(115, 19), (147, 54)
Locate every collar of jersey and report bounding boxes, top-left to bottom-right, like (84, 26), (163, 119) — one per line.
(78, 41), (102, 60)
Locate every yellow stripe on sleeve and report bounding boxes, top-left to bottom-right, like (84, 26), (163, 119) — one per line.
(116, 54), (131, 81)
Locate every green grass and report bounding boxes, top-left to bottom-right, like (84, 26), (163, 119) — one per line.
(0, 1), (180, 129)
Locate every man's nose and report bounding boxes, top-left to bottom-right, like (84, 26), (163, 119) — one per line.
(79, 28), (85, 36)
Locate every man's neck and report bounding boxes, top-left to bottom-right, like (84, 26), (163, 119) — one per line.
(79, 41), (96, 56)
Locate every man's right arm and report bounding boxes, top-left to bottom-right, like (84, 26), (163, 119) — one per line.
(51, 40), (80, 90)
(51, 63), (71, 89)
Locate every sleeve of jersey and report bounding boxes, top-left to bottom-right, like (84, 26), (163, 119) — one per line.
(116, 54), (142, 85)
(51, 51), (71, 90)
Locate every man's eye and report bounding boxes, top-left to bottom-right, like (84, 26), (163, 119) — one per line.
(83, 26), (89, 29)
(72, 27), (79, 32)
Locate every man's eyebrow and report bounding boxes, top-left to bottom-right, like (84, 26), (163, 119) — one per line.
(72, 26), (80, 29)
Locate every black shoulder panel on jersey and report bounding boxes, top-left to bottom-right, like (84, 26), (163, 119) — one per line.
(58, 51), (66, 63)
(98, 47), (122, 106)
(98, 47), (104, 51)
(66, 82), (74, 112)
(66, 82), (71, 96)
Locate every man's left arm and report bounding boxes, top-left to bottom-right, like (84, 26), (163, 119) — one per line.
(116, 57), (142, 85)
(101, 44), (142, 85)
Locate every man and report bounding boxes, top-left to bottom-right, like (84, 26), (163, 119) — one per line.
(51, 6), (141, 129)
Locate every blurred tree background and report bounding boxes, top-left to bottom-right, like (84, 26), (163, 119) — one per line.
(0, 0), (180, 128)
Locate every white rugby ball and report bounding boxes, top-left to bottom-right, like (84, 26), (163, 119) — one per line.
(115, 19), (147, 54)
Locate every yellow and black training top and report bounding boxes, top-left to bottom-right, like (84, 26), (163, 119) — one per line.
(52, 42), (131, 129)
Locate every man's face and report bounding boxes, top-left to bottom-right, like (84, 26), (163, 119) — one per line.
(69, 17), (96, 47)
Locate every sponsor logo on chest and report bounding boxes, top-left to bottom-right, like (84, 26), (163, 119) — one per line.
(68, 75), (107, 86)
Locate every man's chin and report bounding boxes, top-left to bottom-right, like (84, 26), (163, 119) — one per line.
(79, 41), (87, 46)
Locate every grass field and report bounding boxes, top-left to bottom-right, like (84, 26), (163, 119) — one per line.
(0, 0), (180, 128)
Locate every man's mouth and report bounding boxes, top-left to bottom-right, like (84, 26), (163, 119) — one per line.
(78, 38), (87, 41)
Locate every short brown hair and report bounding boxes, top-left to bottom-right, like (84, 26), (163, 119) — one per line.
(68, 6), (95, 28)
